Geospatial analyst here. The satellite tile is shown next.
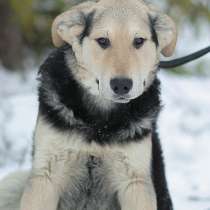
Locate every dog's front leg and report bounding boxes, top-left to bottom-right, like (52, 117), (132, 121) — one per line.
(110, 136), (157, 210)
(20, 174), (59, 210)
(20, 150), (76, 210)
(118, 179), (157, 210)
(20, 116), (83, 210)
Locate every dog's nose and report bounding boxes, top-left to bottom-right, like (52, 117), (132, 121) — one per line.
(110, 78), (133, 95)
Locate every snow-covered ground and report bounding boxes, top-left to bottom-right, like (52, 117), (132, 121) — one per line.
(0, 69), (38, 177)
(159, 73), (210, 210)
(0, 67), (210, 210)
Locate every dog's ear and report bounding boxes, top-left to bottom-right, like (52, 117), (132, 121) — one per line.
(148, 4), (177, 57)
(52, 1), (96, 47)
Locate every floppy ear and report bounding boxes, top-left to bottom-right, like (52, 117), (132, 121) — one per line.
(148, 4), (177, 57)
(52, 1), (96, 47)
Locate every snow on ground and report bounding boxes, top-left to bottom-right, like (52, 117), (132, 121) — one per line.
(0, 69), (38, 177)
(0, 68), (210, 210)
(159, 73), (210, 210)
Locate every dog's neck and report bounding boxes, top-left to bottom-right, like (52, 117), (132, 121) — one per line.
(38, 46), (161, 144)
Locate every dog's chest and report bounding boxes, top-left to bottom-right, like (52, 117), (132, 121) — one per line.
(35, 117), (152, 210)
(58, 153), (120, 210)
(56, 145), (151, 210)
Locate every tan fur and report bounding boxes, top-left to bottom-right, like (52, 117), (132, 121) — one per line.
(0, 171), (29, 210)
(82, 16), (158, 100)
(146, 3), (177, 56)
(52, 1), (96, 47)
(20, 116), (156, 210)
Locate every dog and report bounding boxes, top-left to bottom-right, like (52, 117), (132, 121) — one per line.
(0, 0), (177, 209)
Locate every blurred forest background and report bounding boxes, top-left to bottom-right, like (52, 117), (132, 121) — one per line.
(0, 0), (209, 72)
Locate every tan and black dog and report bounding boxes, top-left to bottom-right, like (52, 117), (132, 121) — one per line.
(0, 0), (177, 210)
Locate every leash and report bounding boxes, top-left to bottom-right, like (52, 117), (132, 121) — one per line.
(159, 46), (210, 69)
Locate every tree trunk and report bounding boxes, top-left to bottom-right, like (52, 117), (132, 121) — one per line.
(0, 0), (24, 71)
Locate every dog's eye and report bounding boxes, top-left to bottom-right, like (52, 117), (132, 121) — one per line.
(96, 38), (111, 49)
(133, 37), (146, 49)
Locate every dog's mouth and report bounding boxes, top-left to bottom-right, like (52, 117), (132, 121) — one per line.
(112, 96), (131, 104)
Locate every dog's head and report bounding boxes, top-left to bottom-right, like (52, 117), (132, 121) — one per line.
(52, 0), (177, 104)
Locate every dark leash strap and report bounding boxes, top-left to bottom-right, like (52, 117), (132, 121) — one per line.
(159, 45), (210, 69)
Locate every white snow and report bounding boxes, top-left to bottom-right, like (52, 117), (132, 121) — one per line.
(159, 73), (210, 210)
(0, 68), (210, 210)
(0, 69), (38, 178)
